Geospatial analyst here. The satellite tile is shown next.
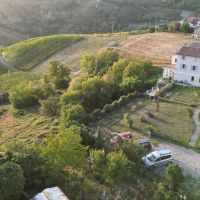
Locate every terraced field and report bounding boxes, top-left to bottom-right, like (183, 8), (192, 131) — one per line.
(32, 35), (125, 75)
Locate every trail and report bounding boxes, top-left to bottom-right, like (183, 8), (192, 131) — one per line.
(189, 107), (200, 146)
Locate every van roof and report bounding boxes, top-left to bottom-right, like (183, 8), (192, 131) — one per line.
(152, 149), (172, 157)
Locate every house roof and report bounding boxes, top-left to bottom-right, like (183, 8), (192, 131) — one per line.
(176, 43), (200, 58)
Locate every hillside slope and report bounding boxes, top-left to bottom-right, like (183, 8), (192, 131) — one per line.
(2, 34), (83, 71)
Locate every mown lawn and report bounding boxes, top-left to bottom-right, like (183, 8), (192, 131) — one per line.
(169, 85), (200, 105)
(98, 98), (195, 145)
(2, 34), (83, 70)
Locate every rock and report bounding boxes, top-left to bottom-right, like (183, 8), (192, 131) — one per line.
(0, 92), (9, 104)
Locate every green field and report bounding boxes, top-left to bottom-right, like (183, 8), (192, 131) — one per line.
(2, 34), (83, 71)
(0, 72), (41, 93)
(98, 98), (195, 145)
(169, 85), (200, 105)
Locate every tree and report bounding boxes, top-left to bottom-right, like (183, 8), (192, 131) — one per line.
(123, 59), (155, 84)
(81, 48), (119, 76)
(60, 104), (87, 130)
(61, 76), (112, 111)
(0, 162), (25, 200)
(180, 22), (193, 33)
(107, 59), (129, 86)
(120, 76), (142, 94)
(80, 54), (96, 74)
(166, 164), (184, 190)
(104, 151), (128, 185)
(90, 150), (107, 175)
(44, 60), (71, 89)
(40, 127), (88, 177)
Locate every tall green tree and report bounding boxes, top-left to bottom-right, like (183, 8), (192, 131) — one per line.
(44, 60), (71, 89)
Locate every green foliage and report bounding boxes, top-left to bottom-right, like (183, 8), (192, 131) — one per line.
(104, 151), (128, 185)
(0, 72), (41, 93)
(9, 81), (45, 109)
(61, 76), (112, 111)
(81, 48), (119, 76)
(149, 26), (156, 33)
(40, 127), (88, 176)
(0, 162), (25, 200)
(40, 97), (60, 116)
(123, 59), (155, 83)
(166, 164), (184, 190)
(90, 150), (128, 185)
(60, 104), (87, 130)
(123, 113), (133, 128)
(121, 76), (142, 94)
(43, 60), (71, 89)
(2, 34), (83, 70)
(107, 59), (129, 86)
(145, 124), (155, 133)
(90, 150), (107, 174)
(180, 22), (193, 33)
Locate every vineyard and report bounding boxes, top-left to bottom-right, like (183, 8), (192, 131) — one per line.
(2, 34), (83, 71)
(0, 72), (41, 93)
(33, 35), (125, 75)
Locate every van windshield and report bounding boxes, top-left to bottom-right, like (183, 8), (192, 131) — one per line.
(147, 153), (157, 162)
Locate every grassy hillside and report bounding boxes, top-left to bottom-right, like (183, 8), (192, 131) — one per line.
(0, 72), (41, 93)
(2, 34), (83, 71)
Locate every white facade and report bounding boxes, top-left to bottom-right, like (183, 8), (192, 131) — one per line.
(174, 55), (200, 87)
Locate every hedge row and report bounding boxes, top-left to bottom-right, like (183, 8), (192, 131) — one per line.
(91, 92), (142, 120)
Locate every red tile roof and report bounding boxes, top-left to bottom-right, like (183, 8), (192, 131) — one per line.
(176, 43), (200, 58)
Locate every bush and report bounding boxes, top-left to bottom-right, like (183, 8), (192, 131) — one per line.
(9, 82), (45, 109)
(40, 97), (60, 116)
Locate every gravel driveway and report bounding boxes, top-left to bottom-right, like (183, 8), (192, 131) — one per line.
(154, 143), (200, 177)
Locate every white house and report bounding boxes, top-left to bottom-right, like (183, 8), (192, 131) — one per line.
(163, 43), (200, 87)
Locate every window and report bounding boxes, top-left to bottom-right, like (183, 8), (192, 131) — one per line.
(154, 158), (161, 163)
(181, 64), (186, 69)
(192, 66), (197, 71)
(160, 155), (172, 161)
(175, 58), (177, 63)
(191, 76), (194, 82)
(182, 56), (186, 60)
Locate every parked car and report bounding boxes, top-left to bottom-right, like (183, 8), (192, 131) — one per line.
(138, 139), (152, 150)
(111, 132), (133, 143)
(142, 149), (172, 168)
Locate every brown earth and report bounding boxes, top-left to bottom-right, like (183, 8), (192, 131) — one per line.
(116, 32), (196, 66)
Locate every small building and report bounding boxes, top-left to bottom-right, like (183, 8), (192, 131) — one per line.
(163, 43), (200, 87)
(32, 187), (69, 200)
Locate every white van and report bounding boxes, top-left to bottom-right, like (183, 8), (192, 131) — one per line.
(142, 149), (172, 168)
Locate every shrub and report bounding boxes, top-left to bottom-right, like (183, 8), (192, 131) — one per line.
(40, 97), (60, 116)
(9, 82), (45, 109)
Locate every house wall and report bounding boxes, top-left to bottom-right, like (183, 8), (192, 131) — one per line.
(174, 55), (200, 86)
